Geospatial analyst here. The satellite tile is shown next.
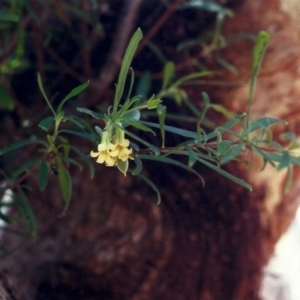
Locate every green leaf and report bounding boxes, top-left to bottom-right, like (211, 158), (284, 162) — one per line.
(122, 127), (160, 156)
(38, 116), (55, 131)
(117, 159), (129, 176)
(77, 107), (105, 119)
(71, 146), (95, 179)
(140, 121), (198, 139)
(0, 86), (15, 110)
(38, 160), (49, 191)
(122, 109), (140, 121)
(0, 140), (46, 156)
(277, 151), (291, 171)
(248, 31), (270, 114)
(121, 117), (155, 134)
(157, 105), (166, 147)
(58, 136), (71, 157)
(147, 98), (162, 109)
(162, 61), (175, 89)
(59, 129), (98, 142)
(214, 55), (238, 74)
(210, 104), (233, 119)
(64, 115), (87, 129)
(57, 81), (89, 113)
(173, 71), (213, 87)
(252, 146), (276, 168)
(125, 68), (135, 101)
(113, 28), (143, 113)
(217, 141), (231, 155)
(11, 158), (40, 180)
(37, 73), (56, 116)
(139, 154), (204, 186)
(0, 11), (19, 22)
(56, 157), (72, 216)
(281, 132), (300, 151)
(15, 189), (37, 240)
(197, 157), (252, 191)
(131, 155), (143, 175)
(95, 126), (102, 136)
(187, 146), (197, 167)
(62, 156), (83, 170)
(243, 117), (287, 137)
(135, 173), (161, 204)
(220, 144), (244, 164)
(285, 167), (293, 193)
(117, 95), (142, 118)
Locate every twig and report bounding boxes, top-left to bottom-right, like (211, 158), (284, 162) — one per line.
(45, 45), (86, 82)
(136, 0), (184, 56)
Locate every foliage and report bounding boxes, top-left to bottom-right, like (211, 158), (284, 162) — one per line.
(1, 6), (300, 241)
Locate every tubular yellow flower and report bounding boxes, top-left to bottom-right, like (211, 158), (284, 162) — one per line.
(111, 127), (133, 162)
(90, 131), (117, 166)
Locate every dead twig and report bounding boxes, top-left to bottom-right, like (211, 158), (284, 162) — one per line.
(136, 0), (184, 55)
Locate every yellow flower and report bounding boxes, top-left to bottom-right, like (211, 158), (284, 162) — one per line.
(90, 131), (117, 166)
(90, 127), (133, 167)
(110, 128), (133, 162)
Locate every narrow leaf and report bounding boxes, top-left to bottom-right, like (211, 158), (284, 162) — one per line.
(197, 157), (252, 191)
(0, 11), (19, 22)
(37, 73), (56, 116)
(122, 127), (160, 156)
(246, 117), (287, 136)
(57, 81), (89, 113)
(71, 146), (95, 179)
(11, 158), (40, 180)
(248, 31), (270, 114)
(277, 151), (291, 171)
(64, 115), (87, 129)
(157, 105), (166, 147)
(162, 61), (175, 89)
(140, 121), (197, 139)
(173, 71), (213, 87)
(113, 28), (143, 113)
(132, 155), (143, 175)
(38, 116), (55, 131)
(121, 117), (155, 134)
(139, 154), (204, 186)
(117, 159), (129, 176)
(15, 189), (37, 239)
(122, 109), (140, 121)
(135, 173), (161, 204)
(38, 160), (49, 191)
(0, 86), (15, 110)
(77, 107), (105, 119)
(56, 157), (72, 215)
(284, 167), (293, 193)
(220, 144), (244, 164)
(187, 146), (197, 167)
(59, 129), (98, 142)
(0, 140), (46, 156)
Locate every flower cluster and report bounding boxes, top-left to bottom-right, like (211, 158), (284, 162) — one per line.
(90, 128), (133, 167)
